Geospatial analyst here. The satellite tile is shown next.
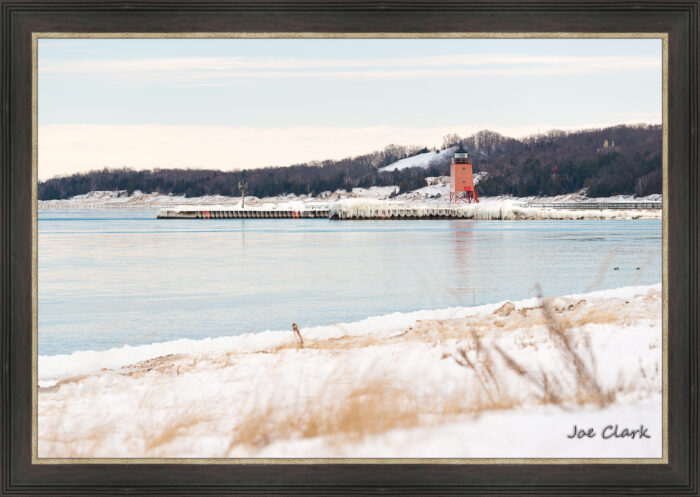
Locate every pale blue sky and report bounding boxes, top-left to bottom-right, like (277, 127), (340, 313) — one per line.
(38, 38), (662, 178)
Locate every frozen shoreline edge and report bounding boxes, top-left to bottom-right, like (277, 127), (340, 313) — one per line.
(38, 283), (662, 386)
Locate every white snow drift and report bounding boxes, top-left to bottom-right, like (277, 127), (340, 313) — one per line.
(38, 284), (662, 459)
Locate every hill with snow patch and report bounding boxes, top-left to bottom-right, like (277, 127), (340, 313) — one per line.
(379, 147), (457, 172)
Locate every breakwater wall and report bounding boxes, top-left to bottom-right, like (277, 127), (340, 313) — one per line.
(157, 200), (662, 220)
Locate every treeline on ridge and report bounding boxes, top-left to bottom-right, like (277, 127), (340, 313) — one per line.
(460, 125), (662, 197)
(38, 124), (662, 200)
(39, 144), (431, 200)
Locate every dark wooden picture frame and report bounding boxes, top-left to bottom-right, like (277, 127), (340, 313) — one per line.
(1, 1), (698, 495)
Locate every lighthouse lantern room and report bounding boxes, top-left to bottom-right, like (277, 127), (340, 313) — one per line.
(450, 146), (479, 203)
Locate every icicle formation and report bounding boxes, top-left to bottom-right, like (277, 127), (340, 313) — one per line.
(328, 199), (657, 220)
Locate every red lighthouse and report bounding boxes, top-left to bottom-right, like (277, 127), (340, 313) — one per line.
(450, 146), (479, 203)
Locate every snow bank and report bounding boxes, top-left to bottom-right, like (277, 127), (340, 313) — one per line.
(38, 283), (661, 386)
(39, 187), (663, 212)
(242, 395), (663, 459)
(350, 186), (398, 198)
(393, 173), (485, 202)
(168, 200), (307, 213)
(38, 283), (662, 458)
(36, 290), (525, 385)
(39, 191), (254, 210)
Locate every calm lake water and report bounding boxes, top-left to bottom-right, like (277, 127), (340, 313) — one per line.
(38, 209), (662, 356)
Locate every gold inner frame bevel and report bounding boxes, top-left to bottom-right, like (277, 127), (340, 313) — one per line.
(31, 32), (669, 465)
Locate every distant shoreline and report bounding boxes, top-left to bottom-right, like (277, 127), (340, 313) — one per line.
(38, 187), (663, 216)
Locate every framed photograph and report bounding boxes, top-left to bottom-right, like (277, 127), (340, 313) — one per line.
(2, 1), (698, 495)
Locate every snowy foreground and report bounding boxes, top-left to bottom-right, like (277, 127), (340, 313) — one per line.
(38, 285), (662, 459)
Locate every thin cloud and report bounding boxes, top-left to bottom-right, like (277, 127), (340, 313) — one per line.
(40, 54), (660, 83)
(169, 65), (657, 85)
(41, 54), (660, 72)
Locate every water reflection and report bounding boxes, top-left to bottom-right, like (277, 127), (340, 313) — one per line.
(450, 221), (476, 302)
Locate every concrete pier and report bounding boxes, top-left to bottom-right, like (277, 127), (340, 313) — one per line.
(157, 200), (662, 220)
(520, 202), (662, 210)
(329, 204), (476, 220)
(157, 205), (329, 219)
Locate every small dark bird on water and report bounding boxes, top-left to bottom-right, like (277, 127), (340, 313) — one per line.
(614, 267), (620, 270)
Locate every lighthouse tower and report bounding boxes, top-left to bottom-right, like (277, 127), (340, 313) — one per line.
(450, 146), (479, 203)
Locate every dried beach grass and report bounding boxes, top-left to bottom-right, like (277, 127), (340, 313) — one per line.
(228, 377), (420, 451)
(453, 286), (615, 409)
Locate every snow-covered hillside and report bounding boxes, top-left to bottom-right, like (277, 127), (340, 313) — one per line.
(379, 146), (457, 172)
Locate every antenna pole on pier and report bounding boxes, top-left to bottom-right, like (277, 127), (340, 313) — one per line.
(238, 180), (248, 208)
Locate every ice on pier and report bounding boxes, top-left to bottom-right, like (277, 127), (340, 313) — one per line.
(328, 198), (660, 220)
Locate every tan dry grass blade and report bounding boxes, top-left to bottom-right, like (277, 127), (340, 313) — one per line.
(536, 285), (612, 407)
